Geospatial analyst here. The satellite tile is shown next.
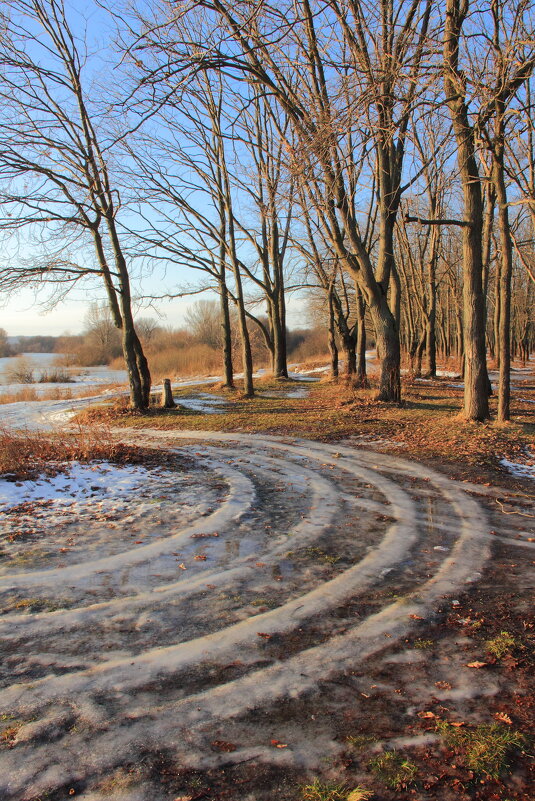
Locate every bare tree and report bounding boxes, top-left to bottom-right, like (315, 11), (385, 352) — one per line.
(0, 0), (151, 409)
(128, 0), (437, 403)
(442, 0), (535, 420)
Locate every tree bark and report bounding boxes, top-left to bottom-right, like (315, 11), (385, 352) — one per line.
(491, 123), (513, 422)
(327, 286), (339, 378)
(444, 0), (489, 420)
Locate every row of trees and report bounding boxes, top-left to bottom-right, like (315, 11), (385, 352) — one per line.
(0, 0), (533, 419)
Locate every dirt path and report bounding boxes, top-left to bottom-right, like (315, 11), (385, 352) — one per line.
(1, 430), (532, 800)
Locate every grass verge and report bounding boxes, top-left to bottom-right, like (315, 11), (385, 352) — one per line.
(74, 378), (534, 475)
(0, 425), (165, 481)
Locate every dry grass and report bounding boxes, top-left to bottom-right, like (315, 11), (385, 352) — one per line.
(0, 426), (154, 481)
(109, 343), (224, 382)
(0, 387), (74, 404)
(74, 376), (534, 476)
(290, 352), (332, 371)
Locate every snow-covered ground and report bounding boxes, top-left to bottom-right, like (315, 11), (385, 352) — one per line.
(0, 460), (164, 506)
(0, 353), (127, 395)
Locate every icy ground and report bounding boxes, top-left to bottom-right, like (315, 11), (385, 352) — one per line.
(0, 356), (533, 799)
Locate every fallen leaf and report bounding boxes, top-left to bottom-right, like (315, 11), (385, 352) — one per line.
(211, 740), (236, 752)
(178, 563), (187, 570)
(466, 661), (487, 668)
(257, 632), (271, 639)
(502, 655), (518, 669)
(418, 711), (437, 719)
(194, 554), (207, 561)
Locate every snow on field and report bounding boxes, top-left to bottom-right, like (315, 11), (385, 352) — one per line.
(0, 454), (225, 579)
(500, 453), (535, 481)
(0, 353), (127, 393)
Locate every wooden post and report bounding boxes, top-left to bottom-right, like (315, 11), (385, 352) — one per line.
(160, 379), (176, 408)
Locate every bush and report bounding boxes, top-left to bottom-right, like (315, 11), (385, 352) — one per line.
(38, 369), (73, 383)
(3, 356), (36, 384)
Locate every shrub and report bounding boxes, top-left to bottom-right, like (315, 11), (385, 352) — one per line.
(38, 369), (73, 383)
(3, 356), (36, 384)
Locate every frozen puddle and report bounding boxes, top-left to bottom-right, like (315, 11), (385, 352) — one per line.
(0, 461), (172, 506)
(0, 432), (493, 800)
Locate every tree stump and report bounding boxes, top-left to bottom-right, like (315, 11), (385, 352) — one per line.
(160, 379), (176, 408)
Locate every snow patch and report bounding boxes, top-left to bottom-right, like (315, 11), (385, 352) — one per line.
(0, 461), (166, 508)
(500, 452), (535, 480)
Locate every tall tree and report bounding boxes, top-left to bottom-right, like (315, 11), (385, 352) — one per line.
(443, 0), (490, 420)
(131, 0), (435, 403)
(0, 0), (151, 409)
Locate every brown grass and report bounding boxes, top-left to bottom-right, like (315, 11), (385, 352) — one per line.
(0, 425), (156, 481)
(75, 376), (534, 477)
(109, 343), (224, 382)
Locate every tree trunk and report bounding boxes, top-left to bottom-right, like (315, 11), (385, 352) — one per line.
(160, 379), (176, 408)
(355, 287), (368, 386)
(219, 279), (234, 389)
(270, 297), (288, 379)
(133, 332), (151, 408)
(217, 211), (235, 389)
(444, 0), (489, 420)
(425, 229), (438, 377)
(105, 217), (151, 410)
(492, 131), (513, 422)
(328, 287), (339, 379)
(416, 330), (426, 377)
(121, 322), (144, 410)
(424, 315), (436, 377)
(344, 337), (357, 376)
(494, 259), (501, 369)
(373, 306), (401, 402)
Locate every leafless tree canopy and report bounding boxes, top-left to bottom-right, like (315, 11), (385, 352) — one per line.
(0, 0), (533, 416)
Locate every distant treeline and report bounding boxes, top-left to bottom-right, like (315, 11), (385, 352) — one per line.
(0, 333), (60, 357)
